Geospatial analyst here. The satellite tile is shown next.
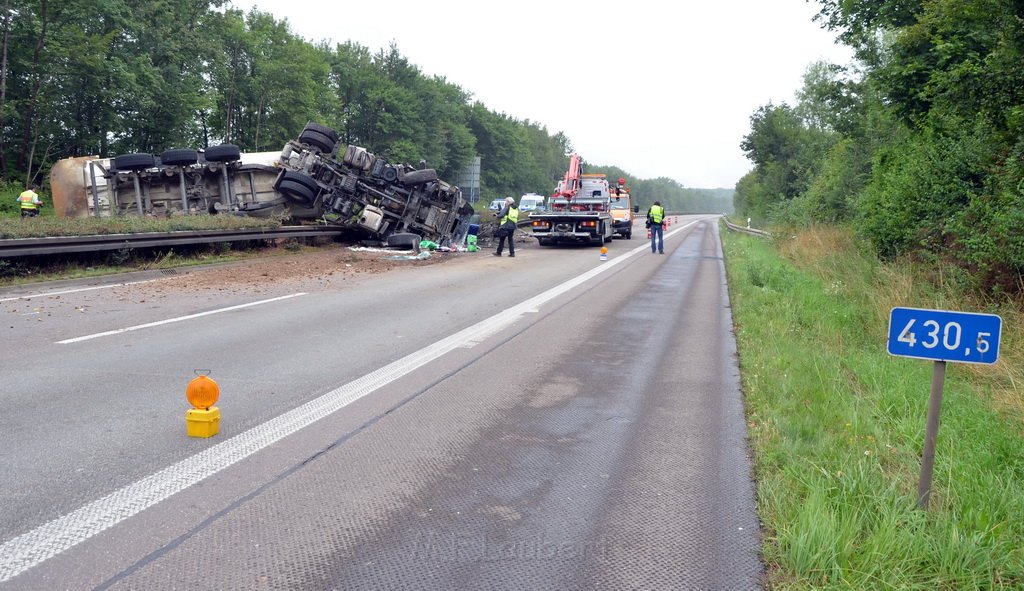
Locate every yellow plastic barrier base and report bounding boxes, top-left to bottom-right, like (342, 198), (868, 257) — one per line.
(186, 407), (220, 438)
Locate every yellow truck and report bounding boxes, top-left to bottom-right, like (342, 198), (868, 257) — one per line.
(608, 177), (638, 239)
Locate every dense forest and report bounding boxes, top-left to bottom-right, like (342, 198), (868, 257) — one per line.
(0, 0), (730, 213)
(735, 0), (1024, 295)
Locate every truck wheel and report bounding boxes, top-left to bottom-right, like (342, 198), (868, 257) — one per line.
(298, 129), (335, 153)
(401, 169), (438, 186)
(302, 122), (339, 143)
(625, 231), (632, 239)
(276, 171), (318, 205)
(277, 180), (315, 205)
(386, 232), (422, 251)
(278, 170), (318, 191)
(160, 149), (199, 166)
(113, 153), (155, 170)
(205, 144), (241, 162)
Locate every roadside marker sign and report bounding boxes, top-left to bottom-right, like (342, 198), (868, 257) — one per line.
(887, 307), (1002, 510)
(888, 307), (1002, 364)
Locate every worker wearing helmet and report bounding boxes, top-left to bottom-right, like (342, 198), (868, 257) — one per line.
(18, 185), (43, 218)
(493, 196), (519, 258)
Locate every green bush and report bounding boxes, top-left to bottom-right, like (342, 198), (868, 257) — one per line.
(856, 126), (993, 260)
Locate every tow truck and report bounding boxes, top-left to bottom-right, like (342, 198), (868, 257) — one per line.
(528, 153), (614, 246)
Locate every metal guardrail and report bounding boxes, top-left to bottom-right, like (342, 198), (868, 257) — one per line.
(723, 218), (771, 238)
(0, 226), (346, 257)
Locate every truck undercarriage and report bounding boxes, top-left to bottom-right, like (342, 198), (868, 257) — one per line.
(49, 122), (475, 247)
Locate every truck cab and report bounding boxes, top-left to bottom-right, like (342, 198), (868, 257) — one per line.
(608, 179), (637, 239)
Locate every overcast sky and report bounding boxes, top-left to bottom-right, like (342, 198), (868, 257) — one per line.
(229, 0), (853, 189)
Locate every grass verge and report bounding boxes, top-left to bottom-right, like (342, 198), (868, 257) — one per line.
(0, 210), (303, 285)
(722, 224), (1024, 589)
(0, 213), (282, 239)
(0, 239), (309, 287)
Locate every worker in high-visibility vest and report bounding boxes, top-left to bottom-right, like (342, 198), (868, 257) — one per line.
(646, 200), (665, 254)
(493, 196), (519, 258)
(18, 185), (43, 218)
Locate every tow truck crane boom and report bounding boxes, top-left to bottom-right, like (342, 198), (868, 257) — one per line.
(553, 153), (582, 201)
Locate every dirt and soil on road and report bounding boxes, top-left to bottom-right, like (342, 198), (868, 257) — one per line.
(165, 242), (460, 292)
(0, 219), (532, 294)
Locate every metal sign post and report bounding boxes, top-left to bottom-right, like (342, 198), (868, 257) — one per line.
(917, 360), (945, 509)
(887, 307), (1002, 509)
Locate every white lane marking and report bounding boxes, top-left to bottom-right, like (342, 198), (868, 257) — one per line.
(0, 219), (701, 582)
(0, 280), (158, 303)
(56, 293), (309, 344)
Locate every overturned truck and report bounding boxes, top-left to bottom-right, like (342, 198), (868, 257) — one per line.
(49, 122), (475, 246)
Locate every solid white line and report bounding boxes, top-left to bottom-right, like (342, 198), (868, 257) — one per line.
(56, 293), (309, 344)
(0, 280), (158, 303)
(0, 219), (701, 582)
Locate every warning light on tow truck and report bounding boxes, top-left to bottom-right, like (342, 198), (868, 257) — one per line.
(185, 372), (221, 438)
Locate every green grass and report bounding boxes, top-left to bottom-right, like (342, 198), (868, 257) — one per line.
(0, 212), (283, 239)
(0, 239), (301, 287)
(722, 224), (1024, 589)
(0, 183), (295, 284)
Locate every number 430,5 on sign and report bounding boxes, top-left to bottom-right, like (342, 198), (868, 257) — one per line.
(888, 307), (1002, 365)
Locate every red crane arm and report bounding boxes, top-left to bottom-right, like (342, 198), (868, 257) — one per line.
(553, 153), (581, 200)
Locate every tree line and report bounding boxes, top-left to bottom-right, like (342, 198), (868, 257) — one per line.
(585, 163), (733, 213)
(0, 0), (730, 212)
(735, 0), (1024, 295)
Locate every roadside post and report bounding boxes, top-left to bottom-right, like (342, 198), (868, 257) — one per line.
(886, 307), (1002, 509)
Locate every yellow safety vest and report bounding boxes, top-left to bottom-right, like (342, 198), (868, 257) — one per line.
(18, 191), (39, 209)
(650, 205), (664, 224)
(19, 190), (39, 210)
(501, 207), (519, 225)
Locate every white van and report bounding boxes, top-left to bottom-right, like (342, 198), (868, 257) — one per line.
(488, 199), (506, 211)
(518, 193), (546, 212)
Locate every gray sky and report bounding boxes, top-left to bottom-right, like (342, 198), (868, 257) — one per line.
(229, 0), (853, 188)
